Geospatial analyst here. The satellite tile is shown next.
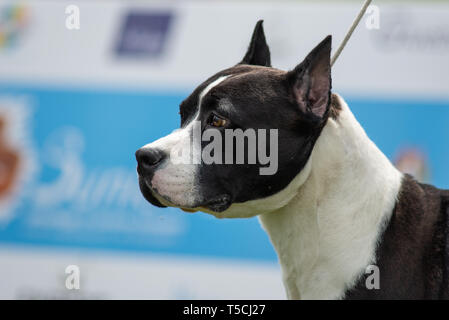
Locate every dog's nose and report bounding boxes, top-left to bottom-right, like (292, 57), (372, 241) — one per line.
(135, 148), (165, 175)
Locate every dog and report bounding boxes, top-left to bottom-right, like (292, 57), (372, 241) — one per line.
(135, 21), (449, 299)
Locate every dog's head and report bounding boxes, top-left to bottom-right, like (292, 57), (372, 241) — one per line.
(136, 21), (332, 218)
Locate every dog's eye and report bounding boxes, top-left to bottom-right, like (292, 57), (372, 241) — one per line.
(209, 114), (227, 128)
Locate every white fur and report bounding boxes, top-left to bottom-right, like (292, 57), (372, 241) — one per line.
(212, 94), (402, 299)
(140, 76), (229, 208)
(256, 94), (403, 299)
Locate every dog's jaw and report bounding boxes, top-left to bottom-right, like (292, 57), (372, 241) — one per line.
(204, 159), (313, 219)
(138, 176), (166, 208)
(259, 94), (403, 299)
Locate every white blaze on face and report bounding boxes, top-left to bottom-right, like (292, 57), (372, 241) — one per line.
(140, 76), (229, 208)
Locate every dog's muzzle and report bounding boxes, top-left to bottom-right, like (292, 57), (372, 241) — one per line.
(135, 147), (233, 213)
(135, 147), (167, 208)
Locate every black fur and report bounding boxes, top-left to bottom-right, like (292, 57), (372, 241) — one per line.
(240, 20), (271, 67)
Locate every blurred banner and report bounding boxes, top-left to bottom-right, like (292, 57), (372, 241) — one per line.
(0, 0), (448, 299)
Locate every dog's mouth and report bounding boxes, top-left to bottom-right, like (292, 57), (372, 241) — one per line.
(138, 176), (167, 208)
(138, 176), (232, 213)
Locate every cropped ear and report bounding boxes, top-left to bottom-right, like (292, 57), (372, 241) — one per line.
(286, 35), (332, 122)
(240, 20), (271, 67)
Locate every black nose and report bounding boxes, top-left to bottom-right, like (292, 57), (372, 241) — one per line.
(135, 148), (165, 175)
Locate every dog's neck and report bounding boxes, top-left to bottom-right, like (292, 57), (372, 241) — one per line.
(259, 94), (403, 299)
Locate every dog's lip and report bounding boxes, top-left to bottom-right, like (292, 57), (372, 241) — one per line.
(139, 175), (232, 213)
(202, 194), (232, 213)
(142, 177), (198, 209)
(138, 176), (167, 208)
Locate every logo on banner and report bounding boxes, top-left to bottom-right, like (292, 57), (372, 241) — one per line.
(0, 98), (36, 224)
(0, 4), (29, 50)
(373, 9), (449, 51)
(115, 11), (173, 58)
(29, 126), (185, 238)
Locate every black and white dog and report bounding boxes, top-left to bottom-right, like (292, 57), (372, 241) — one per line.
(136, 21), (449, 299)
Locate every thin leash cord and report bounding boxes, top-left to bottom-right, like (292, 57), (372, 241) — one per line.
(331, 0), (373, 67)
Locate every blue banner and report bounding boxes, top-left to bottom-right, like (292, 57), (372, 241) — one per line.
(0, 84), (448, 262)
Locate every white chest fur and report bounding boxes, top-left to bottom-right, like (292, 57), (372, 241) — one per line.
(259, 94), (403, 299)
